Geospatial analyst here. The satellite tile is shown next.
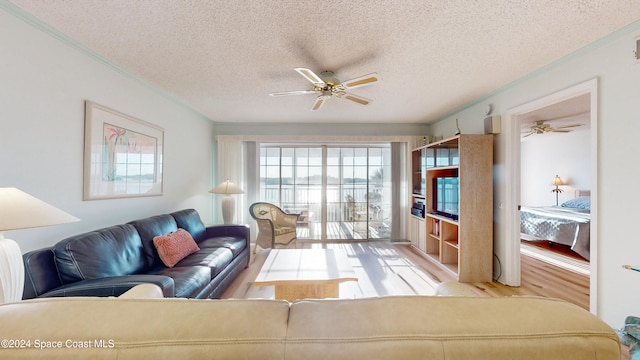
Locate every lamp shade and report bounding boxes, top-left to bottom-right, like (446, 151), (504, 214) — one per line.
(0, 187), (80, 231)
(552, 175), (565, 186)
(0, 187), (79, 303)
(209, 180), (244, 195)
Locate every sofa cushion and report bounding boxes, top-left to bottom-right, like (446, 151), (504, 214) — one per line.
(53, 224), (146, 284)
(282, 296), (621, 360)
(171, 209), (207, 242)
(146, 265), (211, 298)
(0, 297), (291, 359)
(176, 247), (233, 278)
(129, 214), (179, 268)
(197, 236), (247, 257)
(153, 229), (200, 268)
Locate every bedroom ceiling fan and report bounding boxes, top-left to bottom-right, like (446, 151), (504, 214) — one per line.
(521, 120), (582, 138)
(269, 67), (380, 111)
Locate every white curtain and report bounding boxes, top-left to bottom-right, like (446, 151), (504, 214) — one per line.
(391, 142), (407, 241)
(215, 136), (247, 225)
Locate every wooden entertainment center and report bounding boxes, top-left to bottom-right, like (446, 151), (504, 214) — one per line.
(409, 134), (493, 282)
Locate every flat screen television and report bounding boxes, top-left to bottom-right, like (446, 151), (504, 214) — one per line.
(433, 176), (459, 220)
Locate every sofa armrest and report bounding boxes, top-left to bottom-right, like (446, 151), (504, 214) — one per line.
(118, 284), (164, 299)
(38, 275), (175, 298)
(23, 247), (61, 299)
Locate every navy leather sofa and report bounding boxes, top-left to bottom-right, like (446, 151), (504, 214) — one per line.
(22, 209), (250, 299)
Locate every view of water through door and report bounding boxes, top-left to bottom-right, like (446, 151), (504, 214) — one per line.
(260, 145), (391, 240)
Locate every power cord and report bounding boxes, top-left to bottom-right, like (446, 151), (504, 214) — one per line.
(493, 253), (502, 282)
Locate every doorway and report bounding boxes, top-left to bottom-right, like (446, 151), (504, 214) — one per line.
(503, 78), (598, 312)
(259, 144), (392, 241)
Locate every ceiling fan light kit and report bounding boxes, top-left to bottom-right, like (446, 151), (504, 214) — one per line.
(269, 67), (379, 111)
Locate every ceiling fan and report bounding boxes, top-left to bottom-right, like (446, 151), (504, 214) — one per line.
(269, 67), (380, 110)
(521, 120), (582, 138)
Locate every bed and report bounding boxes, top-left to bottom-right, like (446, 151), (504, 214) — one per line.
(520, 191), (591, 260)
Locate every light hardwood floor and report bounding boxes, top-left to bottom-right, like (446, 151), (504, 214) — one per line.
(222, 240), (589, 305)
(221, 241), (627, 359)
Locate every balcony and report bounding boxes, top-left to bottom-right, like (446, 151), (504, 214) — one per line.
(264, 186), (391, 240)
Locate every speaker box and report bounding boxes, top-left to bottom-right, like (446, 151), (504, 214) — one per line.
(484, 115), (501, 134)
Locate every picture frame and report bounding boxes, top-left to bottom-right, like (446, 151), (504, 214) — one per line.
(83, 101), (164, 200)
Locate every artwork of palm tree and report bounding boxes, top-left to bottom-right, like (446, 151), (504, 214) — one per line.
(103, 124), (157, 182)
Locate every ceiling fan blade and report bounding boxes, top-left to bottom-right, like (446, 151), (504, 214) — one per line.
(295, 67), (326, 87)
(341, 73), (380, 89)
(311, 96), (327, 111)
(269, 90), (318, 97)
(522, 132), (534, 138)
(555, 124), (583, 129)
(551, 130), (571, 133)
(341, 92), (372, 106)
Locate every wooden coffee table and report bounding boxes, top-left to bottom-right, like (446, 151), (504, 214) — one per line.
(254, 249), (358, 302)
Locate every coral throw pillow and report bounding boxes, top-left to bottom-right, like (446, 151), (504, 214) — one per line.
(153, 229), (200, 268)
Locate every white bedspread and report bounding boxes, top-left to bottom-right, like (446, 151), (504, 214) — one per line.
(520, 206), (590, 260)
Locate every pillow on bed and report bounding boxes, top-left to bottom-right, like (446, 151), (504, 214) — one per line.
(560, 196), (590, 210)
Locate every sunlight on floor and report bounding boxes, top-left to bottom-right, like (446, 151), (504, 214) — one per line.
(232, 242), (440, 300)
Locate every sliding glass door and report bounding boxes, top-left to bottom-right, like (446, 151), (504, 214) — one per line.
(260, 144), (391, 241)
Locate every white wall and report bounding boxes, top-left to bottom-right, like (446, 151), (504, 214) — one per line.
(521, 128), (590, 206)
(0, 8), (215, 253)
(430, 20), (640, 327)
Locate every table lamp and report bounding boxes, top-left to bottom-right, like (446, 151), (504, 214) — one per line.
(0, 187), (80, 303)
(551, 175), (565, 206)
(209, 180), (244, 224)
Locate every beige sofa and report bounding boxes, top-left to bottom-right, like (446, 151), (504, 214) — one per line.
(0, 284), (620, 359)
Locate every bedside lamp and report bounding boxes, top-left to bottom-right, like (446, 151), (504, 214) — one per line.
(0, 187), (80, 303)
(551, 175), (565, 206)
(209, 180), (244, 224)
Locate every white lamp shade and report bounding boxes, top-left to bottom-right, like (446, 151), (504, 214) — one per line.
(0, 187), (79, 303)
(0, 187), (80, 231)
(209, 180), (244, 195)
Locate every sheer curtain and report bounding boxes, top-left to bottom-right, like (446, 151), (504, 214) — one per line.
(216, 135), (413, 242)
(215, 136), (247, 225)
(391, 141), (407, 241)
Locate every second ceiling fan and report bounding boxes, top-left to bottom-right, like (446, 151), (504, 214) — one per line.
(269, 67), (380, 110)
(522, 120), (582, 138)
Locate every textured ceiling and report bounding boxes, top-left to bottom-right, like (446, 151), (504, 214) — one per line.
(9, 1), (640, 124)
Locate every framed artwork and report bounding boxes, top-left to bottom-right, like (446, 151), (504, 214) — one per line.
(83, 101), (164, 200)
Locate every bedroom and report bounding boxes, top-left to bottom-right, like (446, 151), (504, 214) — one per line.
(518, 92), (591, 284)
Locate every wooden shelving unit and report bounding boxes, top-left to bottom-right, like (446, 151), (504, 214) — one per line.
(409, 134), (493, 282)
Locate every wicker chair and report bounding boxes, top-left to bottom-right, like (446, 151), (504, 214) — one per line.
(249, 202), (298, 253)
